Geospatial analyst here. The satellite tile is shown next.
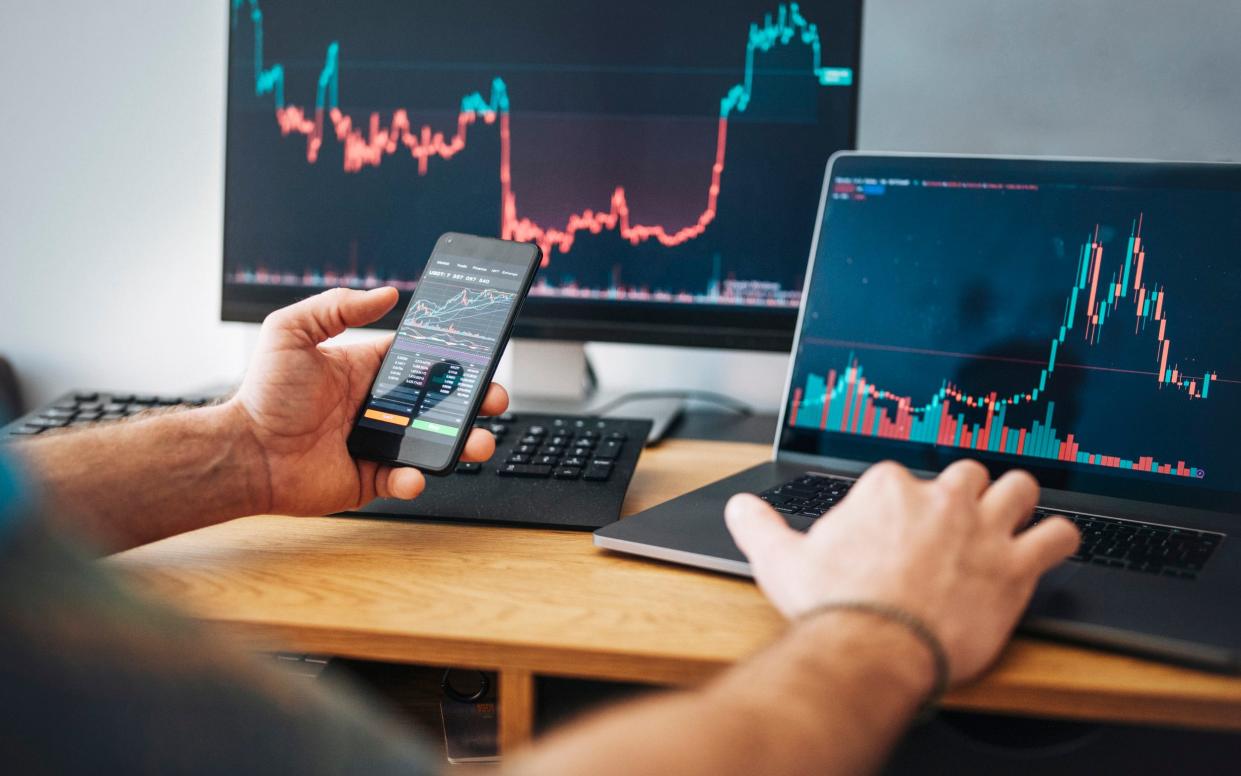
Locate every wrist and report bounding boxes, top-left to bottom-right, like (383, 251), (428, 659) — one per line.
(792, 607), (938, 717)
(212, 400), (274, 517)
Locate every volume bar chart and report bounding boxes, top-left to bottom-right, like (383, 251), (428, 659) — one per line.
(789, 215), (1216, 479)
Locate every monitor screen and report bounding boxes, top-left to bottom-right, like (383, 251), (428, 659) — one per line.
(221, 0), (861, 350)
(781, 154), (1241, 513)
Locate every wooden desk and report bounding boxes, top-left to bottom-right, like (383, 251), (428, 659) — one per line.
(109, 440), (1241, 750)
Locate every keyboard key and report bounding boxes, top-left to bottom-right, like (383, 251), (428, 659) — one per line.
(9, 425), (43, 435)
(497, 463), (552, 478)
(110, 393), (135, 403)
(570, 446), (593, 458)
(520, 435), (542, 445)
(41, 408), (77, 420)
(455, 462), (482, 474)
(103, 403), (127, 413)
(101, 413), (125, 421)
(554, 467), (582, 479)
(507, 454), (531, 464)
(540, 445), (564, 456)
(583, 463), (613, 481)
(607, 431), (627, 441)
(535, 455), (560, 466)
(78, 402), (102, 412)
(526, 426), (547, 437)
(74, 392), (98, 402)
(52, 400), (78, 410)
(515, 443), (538, 455)
(76, 411), (102, 421)
(577, 430), (601, 440)
(563, 457), (587, 468)
(29, 417), (68, 428)
(595, 440), (623, 459)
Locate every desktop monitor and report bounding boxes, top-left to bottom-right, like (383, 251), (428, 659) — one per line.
(220, 0), (862, 352)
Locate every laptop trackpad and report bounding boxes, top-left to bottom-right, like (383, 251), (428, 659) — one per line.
(1027, 563), (1082, 618)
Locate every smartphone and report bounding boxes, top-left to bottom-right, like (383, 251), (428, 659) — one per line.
(347, 233), (541, 473)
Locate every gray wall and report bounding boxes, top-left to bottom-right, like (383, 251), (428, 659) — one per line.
(860, 0), (1241, 160)
(2, 0), (1240, 410)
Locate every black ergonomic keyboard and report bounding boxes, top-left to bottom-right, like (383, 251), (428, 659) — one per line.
(3, 393), (651, 531)
(355, 412), (652, 529)
(759, 471), (1223, 580)
(2, 391), (213, 435)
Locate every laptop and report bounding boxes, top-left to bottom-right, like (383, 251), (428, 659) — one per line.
(595, 152), (1241, 673)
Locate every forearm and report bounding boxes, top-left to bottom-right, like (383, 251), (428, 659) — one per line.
(510, 611), (933, 776)
(19, 403), (270, 552)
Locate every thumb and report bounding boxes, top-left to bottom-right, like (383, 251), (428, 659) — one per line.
(725, 494), (802, 567)
(267, 287), (399, 344)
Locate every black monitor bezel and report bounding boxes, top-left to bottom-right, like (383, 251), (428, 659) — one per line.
(218, 1), (864, 352)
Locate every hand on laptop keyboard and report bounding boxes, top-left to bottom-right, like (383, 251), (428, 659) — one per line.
(725, 460), (1081, 684)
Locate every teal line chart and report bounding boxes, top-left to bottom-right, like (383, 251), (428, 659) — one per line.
(228, 0), (854, 264)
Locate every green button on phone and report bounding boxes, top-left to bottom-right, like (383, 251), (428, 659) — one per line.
(411, 419), (460, 438)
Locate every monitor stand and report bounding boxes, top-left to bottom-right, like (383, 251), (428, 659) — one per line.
(505, 339), (685, 444)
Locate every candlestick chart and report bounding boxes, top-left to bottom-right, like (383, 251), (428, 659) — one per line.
(222, 0), (860, 308)
(791, 216), (1212, 478)
(783, 165), (1241, 495)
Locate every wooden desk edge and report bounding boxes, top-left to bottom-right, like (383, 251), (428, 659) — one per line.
(212, 618), (1241, 734)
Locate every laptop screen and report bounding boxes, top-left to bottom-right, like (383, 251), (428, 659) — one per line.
(780, 154), (1241, 513)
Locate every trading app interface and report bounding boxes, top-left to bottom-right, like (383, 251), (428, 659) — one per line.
(781, 156), (1241, 512)
(358, 253), (522, 460)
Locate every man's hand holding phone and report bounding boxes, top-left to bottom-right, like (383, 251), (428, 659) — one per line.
(346, 234), (541, 473)
(228, 285), (508, 517)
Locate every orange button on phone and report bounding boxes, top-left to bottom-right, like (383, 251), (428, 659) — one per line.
(364, 408), (411, 427)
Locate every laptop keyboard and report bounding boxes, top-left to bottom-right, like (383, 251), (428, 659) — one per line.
(758, 473), (856, 517)
(759, 472), (1223, 580)
(1027, 510), (1220, 579)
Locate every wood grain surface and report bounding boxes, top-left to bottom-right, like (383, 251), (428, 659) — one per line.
(109, 439), (1241, 734)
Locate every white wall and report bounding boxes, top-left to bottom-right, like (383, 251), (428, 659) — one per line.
(3, 1), (1240, 411)
(0, 1), (246, 409)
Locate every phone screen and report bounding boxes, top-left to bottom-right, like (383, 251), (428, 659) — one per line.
(349, 234), (539, 472)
